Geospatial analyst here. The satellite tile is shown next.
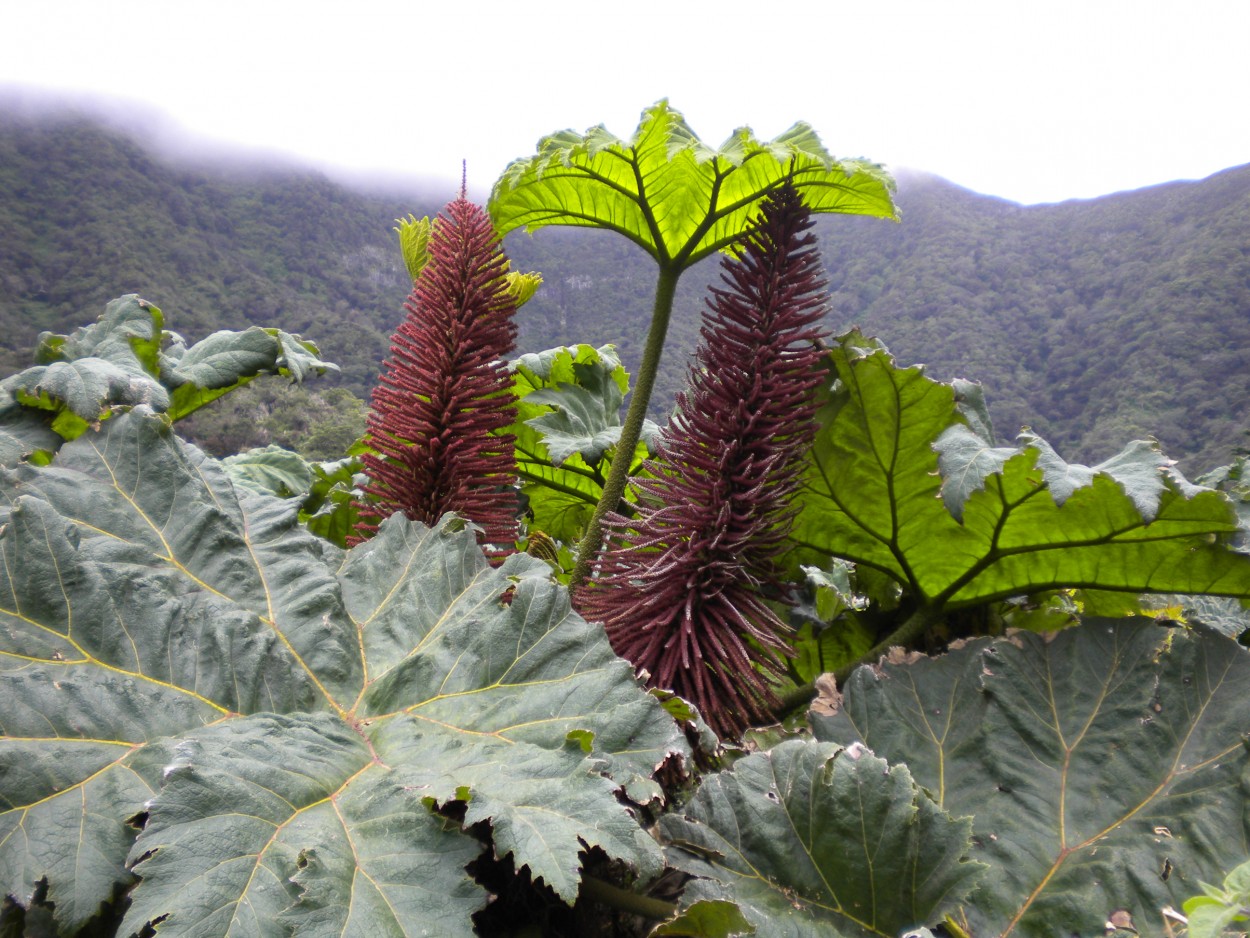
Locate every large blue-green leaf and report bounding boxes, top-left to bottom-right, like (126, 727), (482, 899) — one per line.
(658, 739), (984, 937)
(163, 325), (336, 419)
(34, 292), (165, 372)
(120, 713), (483, 938)
(0, 296), (337, 464)
(4, 356), (170, 418)
(490, 100), (897, 270)
(811, 619), (1250, 936)
(0, 409), (687, 935)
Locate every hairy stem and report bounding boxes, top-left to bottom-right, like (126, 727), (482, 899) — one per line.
(569, 265), (681, 587)
(776, 605), (940, 718)
(579, 874), (677, 921)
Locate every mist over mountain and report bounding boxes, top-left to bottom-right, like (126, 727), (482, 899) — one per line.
(1, 101), (1247, 472)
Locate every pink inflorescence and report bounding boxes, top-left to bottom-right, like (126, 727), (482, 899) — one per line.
(577, 182), (830, 739)
(354, 196), (519, 556)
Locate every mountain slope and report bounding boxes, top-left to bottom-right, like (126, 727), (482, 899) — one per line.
(0, 107), (425, 393)
(1, 105), (1247, 471)
(813, 167), (1250, 470)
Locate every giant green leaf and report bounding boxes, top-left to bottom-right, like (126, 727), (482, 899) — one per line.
(658, 739), (984, 937)
(5, 295), (170, 427)
(34, 292), (165, 372)
(790, 333), (1250, 613)
(119, 713), (483, 938)
(810, 619), (1250, 936)
(492, 103), (898, 588)
(5, 356), (170, 418)
(490, 100), (897, 270)
(0, 409), (688, 935)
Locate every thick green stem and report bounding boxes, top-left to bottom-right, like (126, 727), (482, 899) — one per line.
(569, 265), (682, 588)
(775, 605), (941, 718)
(580, 874), (677, 921)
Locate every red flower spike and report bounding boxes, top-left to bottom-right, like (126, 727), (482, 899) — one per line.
(354, 196), (519, 557)
(576, 182), (828, 740)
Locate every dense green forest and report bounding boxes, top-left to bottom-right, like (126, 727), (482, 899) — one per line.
(0, 108), (418, 395)
(2, 104), (1247, 470)
(814, 168), (1250, 472)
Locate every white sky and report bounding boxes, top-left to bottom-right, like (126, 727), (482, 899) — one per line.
(2, 0), (1247, 205)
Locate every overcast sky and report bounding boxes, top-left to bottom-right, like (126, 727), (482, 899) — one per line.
(2, 0), (1247, 205)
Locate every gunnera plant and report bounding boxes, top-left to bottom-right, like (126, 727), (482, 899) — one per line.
(354, 193), (519, 555)
(577, 182), (829, 739)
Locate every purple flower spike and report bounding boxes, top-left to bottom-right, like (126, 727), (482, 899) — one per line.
(577, 182), (829, 739)
(355, 196), (519, 556)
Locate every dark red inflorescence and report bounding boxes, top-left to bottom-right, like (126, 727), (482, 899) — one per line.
(577, 182), (829, 739)
(354, 196), (519, 556)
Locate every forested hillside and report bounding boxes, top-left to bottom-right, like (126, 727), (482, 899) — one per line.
(815, 168), (1250, 471)
(2, 105), (1247, 470)
(0, 108), (422, 394)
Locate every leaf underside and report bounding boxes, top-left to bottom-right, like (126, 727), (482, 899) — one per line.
(790, 332), (1250, 609)
(489, 99), (897, 270)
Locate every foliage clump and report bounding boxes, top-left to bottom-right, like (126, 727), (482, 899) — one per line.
(0, 293), (336, 467)
(489, 98), (898, 585)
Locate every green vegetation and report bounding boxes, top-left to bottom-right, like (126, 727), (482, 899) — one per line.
(815, 169), (1250, 473)
(2, 102), (1249, 938)
(1183, 859), (1250, 937)
(0, 107), (424, 398)
(0, 293), (336, 465)
(4, 108), (1249, 472)
(177, 378), (365, 459)
(789, 332), (1250, 640)
(809, 621), (1250, 934)
(490, 100), (897, 584)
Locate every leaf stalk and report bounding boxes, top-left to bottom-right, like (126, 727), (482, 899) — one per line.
(775, 604), (941, 718)
(569, 264), (681, 587)
(579, 874), (677, 921)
